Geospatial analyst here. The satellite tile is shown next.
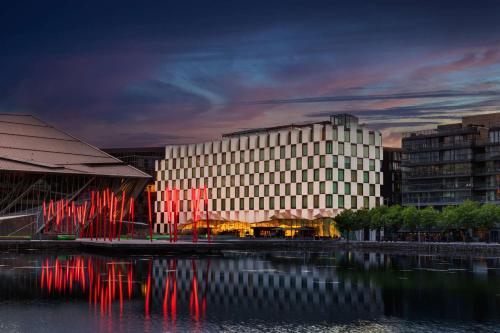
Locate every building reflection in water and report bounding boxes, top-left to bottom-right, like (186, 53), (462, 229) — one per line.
(3, 251), (498, 331)
(33, 252), (385, 327)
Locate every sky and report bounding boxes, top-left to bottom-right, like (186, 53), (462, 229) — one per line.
(2, 0), (500, 148)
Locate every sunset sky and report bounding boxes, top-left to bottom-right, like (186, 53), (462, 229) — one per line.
(2, 0), (500, 147)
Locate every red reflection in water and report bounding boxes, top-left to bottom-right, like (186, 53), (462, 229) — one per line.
(38, 256), (210, 329)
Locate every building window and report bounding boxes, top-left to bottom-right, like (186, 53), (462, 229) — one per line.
(375, 172), (380, 184)
(296, 183), (302, 195)
(344, 129), (350, 142)
(285, 159), (291, 170)
(302, 170), (308, 182)
(275, 184), (280, 196)
(375, 147), (380, 159)
(302, 144), (308, 156)
(338, 169), (344, 181)
(326, 194), (333, 208)
(338, 195), (344, 208)
(308, 182), (314, 194)
(363, 196), (369, 208)
(345, 183), (351, 195)
(275, 160), (280, 171)
(345, 156), (351, 169)
(326, 141), (333, 154)
(333, 182), (338, 194)
(280, 197), (286, 209)
(313, 195), (319, 208)
(357, 158), (363, 170)
(357, 183), (363, 195)
(370, 184), (375, 196)
(351, 170), (357, 182)
(314, 169), (319, 181)
(351, 196), (357, 209)
(319, 182), (325, 194)
(280, 146), (286, 158)
(296, 158), (302, 170)
(357, 130), (363, 144)
(230, 199), (235, 210)
(326, 168), (333, 180)
(369, 132), (375, 145)
(302, 196), (308, 209)
(332, 128), (338, 140)
(270, 147), (275, 159)
(291, 170), (296, 182)
(308, 156), (314, 168)
(259, 197), (264, 210)
(285, 184), (291, 195)
(264, 185), (269, 196)
(363, 145), (369, 158)
(333, 156), (338, 168)
(351, 144), (357, 157)
(270, 173), (275, 183)
(259, 149), (264, 160)
(249, 198), (254, 210)
(369, 159), (375, 171)
(291, 145), (296, 157)
(363, 171), (369, 183)
(339, 142), (344, 155)
(269, 197), (275, 209)
(264, 161), (270, 172)
(280, 171), (285, 183)
(314, 142), (320, 155)
(320, 155), (325, 168)
(291, 196), (296, 209)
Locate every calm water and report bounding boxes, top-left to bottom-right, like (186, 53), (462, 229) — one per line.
(0, 250), (498, 332)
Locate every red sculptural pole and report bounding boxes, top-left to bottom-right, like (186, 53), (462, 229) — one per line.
(165, 188), (171, 242)
(119, 191), (125, 241)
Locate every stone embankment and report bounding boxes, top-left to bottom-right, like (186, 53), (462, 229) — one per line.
(0, 239), (498, 256)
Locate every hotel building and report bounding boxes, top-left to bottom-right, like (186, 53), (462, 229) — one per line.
(155, 114), (383, 237)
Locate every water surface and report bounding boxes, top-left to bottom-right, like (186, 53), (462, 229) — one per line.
(0, 250), (498, 332)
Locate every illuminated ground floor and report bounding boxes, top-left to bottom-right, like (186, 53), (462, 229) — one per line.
(173, 218), (340, 238)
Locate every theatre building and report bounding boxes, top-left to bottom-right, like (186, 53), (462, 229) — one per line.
(155, 114), (383, 238)
(0, 114), (150, 237)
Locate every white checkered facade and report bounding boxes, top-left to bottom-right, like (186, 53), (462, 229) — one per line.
(155, 119), (383, 233)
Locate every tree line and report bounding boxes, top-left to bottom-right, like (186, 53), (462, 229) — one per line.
(334, 201), (500, 242)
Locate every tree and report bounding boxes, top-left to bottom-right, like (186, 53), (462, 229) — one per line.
(454, 200), (480, 231)
(334, 209), (356, 241)
(476, 204), (500, 241)
(419, 206), (439, 231)
(383, 205), (404, 233)
(369, 206), (388, 241)
(401, 206), (420, 231)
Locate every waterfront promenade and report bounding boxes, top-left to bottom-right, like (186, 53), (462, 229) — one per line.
(0, 238), (499, 256)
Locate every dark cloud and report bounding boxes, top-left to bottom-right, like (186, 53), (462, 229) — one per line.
(241, 90), (500, 106)
(1, 1), (500, 147)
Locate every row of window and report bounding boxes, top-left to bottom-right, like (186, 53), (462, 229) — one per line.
(163, 157), (378, 180)
(159, 182), (377, 200)
(169, 125), (378, 157)
(161, 170), (381, 189)
(166, 143), (380, 169)
(161, 195), (377, 211)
